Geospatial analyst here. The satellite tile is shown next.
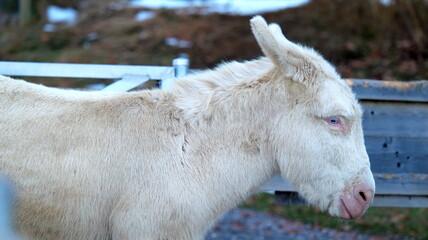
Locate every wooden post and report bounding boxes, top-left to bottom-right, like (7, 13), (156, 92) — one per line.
(19, 0), (32, 25)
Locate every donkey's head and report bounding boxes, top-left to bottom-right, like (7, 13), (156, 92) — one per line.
(251, 16), (375, 219)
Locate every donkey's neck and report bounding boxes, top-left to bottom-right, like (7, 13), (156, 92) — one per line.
(171, 58), (280, 217)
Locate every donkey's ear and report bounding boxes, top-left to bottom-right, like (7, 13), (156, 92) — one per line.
(250, 16), (282, 66)
(250, 16), (337, 85)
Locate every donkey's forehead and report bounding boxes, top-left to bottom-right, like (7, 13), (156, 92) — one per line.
(315, 78), (361, 117)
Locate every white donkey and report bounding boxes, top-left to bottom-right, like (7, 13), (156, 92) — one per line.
(0, 16), (375, 240)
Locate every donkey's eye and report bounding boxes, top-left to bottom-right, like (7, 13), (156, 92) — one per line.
(328, 118), (340, 125)
(323, 117), (345, 130)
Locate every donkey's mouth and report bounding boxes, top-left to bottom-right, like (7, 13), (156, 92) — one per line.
(340, 198), (353, 220)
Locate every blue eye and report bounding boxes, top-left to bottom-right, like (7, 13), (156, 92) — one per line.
(329, 118), (340, 124)
(323, 117), (345, 130)
(324, 117), (342, 126)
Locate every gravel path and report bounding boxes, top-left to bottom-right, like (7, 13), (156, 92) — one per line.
(205, 208), (414, 240)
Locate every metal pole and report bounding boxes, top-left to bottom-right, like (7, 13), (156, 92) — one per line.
(161, 56), (189, 90)
(173, 57), (189, 78)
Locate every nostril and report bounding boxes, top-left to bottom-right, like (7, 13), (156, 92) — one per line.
(355, 187), (374, 204)
(353, 183), (375, 205)
(359, 191), (367, 202)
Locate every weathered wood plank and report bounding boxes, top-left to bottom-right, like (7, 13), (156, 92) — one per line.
(365, 137), (428, 174)
(275, 191), (428, 208)
(347, 79), (428, 102)
(262, 173), (428, 196)
(361, 101), (428, 138)
(373, 173), (428, 195)
(260, 175), (297, 192)
(371, 195), (428, 208)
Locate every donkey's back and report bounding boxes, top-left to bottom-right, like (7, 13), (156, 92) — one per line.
(0, 75), (187, 239)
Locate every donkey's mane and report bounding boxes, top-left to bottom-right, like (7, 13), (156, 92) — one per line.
(171, 57), (275, 119)
(172, 57), (274, 94)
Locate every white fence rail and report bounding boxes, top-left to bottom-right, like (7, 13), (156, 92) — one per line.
(0, 57), (189, 92)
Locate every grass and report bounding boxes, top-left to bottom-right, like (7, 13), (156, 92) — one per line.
(241, 193), (427, 239)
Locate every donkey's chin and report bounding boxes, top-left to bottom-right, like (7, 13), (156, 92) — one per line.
(327, 198), (365, 220)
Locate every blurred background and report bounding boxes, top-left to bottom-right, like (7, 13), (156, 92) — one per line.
(1, 0), (427, 86)
(0, 0), (427, 239)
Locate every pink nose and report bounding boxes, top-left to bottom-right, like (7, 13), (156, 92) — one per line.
(340, 183), (374, 220)
(355, 185), (374, 205)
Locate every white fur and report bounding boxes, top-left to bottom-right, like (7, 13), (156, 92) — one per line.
(0, 16), (374, 240)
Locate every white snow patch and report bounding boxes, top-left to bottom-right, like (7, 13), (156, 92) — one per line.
(165, 37), (192, 48)
(47, 5), (78, 25)
(135, 11), (156, 22)
(129, 0), (309, 15)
